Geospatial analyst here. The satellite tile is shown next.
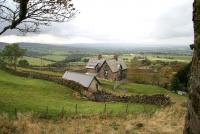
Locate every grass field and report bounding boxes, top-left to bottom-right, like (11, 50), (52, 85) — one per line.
(17, 67), (63, 77)
(21, 56), (55, 66)
(101, 80), (186, 103)
(121, 54), (192, 63)
(146, 54), (192, 63)
(42, 55), (67, 62)
(0, 70), (162, 116)
(101, 80), (169, 95)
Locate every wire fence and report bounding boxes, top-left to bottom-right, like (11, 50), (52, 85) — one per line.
(7, 103), (156, 120)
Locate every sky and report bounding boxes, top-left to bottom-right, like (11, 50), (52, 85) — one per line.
(0, 0), (194, 46)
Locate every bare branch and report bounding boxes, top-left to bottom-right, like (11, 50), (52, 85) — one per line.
(0, 0), (77, 35)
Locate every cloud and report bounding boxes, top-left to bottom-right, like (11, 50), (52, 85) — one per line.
(0, 34), (101, 45)
(153, 0), (193, 39)
(0, 0), (194, 45)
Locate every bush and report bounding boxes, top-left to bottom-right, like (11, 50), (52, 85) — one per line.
(18, 60), (29, 67)
(0, 59), (6, 69)
(141, 58), (151, 66)
(83, 58), (89, 63)
(170, 77), (182, 92)
(170, 62), (191, 92)
(176, 62), (191, 88)
(0, 52), (6, 69)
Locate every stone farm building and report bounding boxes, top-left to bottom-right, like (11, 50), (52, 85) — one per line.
(62, 71), (102, 96)
(86, 55), (127, 81)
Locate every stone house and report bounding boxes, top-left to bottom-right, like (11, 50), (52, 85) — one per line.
(62, 71), (102, 96)
(86, 55), (127, 81)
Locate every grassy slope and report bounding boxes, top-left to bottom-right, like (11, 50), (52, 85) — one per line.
(102, 80), (169, 95)
(42, 55), (66, 62)
(17, 67), (62, 77)
(22, 56), (54, 66)
(0, 70), (159, 115)
(101, 80), (186, 104)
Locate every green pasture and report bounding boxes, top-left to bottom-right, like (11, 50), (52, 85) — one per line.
(21, 56), (55, 66)
(0, 70), (160, 116)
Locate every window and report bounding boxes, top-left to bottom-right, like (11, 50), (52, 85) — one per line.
(96, 83), (99, 90)
(104, 64), (109, 79)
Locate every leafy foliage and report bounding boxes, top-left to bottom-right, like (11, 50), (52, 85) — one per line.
(170, 77), (182, 92)
(170, 62), (191, 92)
(2, 44), (26, 70)
(0, 52), (6, 69)
(18, 59), (29, 67)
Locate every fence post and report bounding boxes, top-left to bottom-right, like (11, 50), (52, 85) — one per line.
(104, 103), (107, 113)
(14, 108), (17, 119)
(143, 105), (146, 113)
(75, 104), (78, 114)
(46, 106), (49, 115)
(126, 103), (129, 113)
(61, 107), (65, 118)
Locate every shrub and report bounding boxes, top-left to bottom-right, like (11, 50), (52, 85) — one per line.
(0, 59), (6, 69)
(170, 62), (191, 92)
(18, 59), (29, 67)
(141, 58), (151, 66)
(170, 77), (182, 92)
(0, 52), (6, 69)
(83, 58), (89, 63)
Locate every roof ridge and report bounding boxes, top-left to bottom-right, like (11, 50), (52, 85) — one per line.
(65, 71), (95, 78)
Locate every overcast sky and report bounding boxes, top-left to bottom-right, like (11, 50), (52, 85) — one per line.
(0, 0), (194, 46)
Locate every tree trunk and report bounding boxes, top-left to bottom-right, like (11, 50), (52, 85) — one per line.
(184, 0), (200, 133)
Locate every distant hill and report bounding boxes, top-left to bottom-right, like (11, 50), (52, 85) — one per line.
(0, 42), (8, 49)
(0, 42), (192, 55)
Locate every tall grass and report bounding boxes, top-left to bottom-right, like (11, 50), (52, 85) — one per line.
(0, 105), (186, 134)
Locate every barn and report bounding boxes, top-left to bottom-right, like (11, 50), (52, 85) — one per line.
(86, 55), (127, 81)
(62, 71), (102, 93)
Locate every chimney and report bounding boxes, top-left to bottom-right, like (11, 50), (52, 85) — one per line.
(98, 54), (102, 60)
(113, 54), (118, 61)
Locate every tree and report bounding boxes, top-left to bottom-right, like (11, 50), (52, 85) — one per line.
(0, 0), (77, 35)
(0, 51), (6, 69)
(160, 66), (173, 79)
(141, 57), (151, 66)
(18, 59), (29, 67)
(184, 0), (200, 133)
(83, 58), (89, 63)
(2, 44), (26, 70)
(151, 73), (160, 86)
(173, 62), (191, 92)
(170, 76), (182, 92)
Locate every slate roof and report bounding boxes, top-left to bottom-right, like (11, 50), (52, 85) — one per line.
(86, 58), (105, 69)
(118, 59), (128, 70)
(62, 71), (98, 88)
(86, 57), (127, 73)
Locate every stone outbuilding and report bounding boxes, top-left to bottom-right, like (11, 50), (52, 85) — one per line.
(62, 71), (102, 94)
